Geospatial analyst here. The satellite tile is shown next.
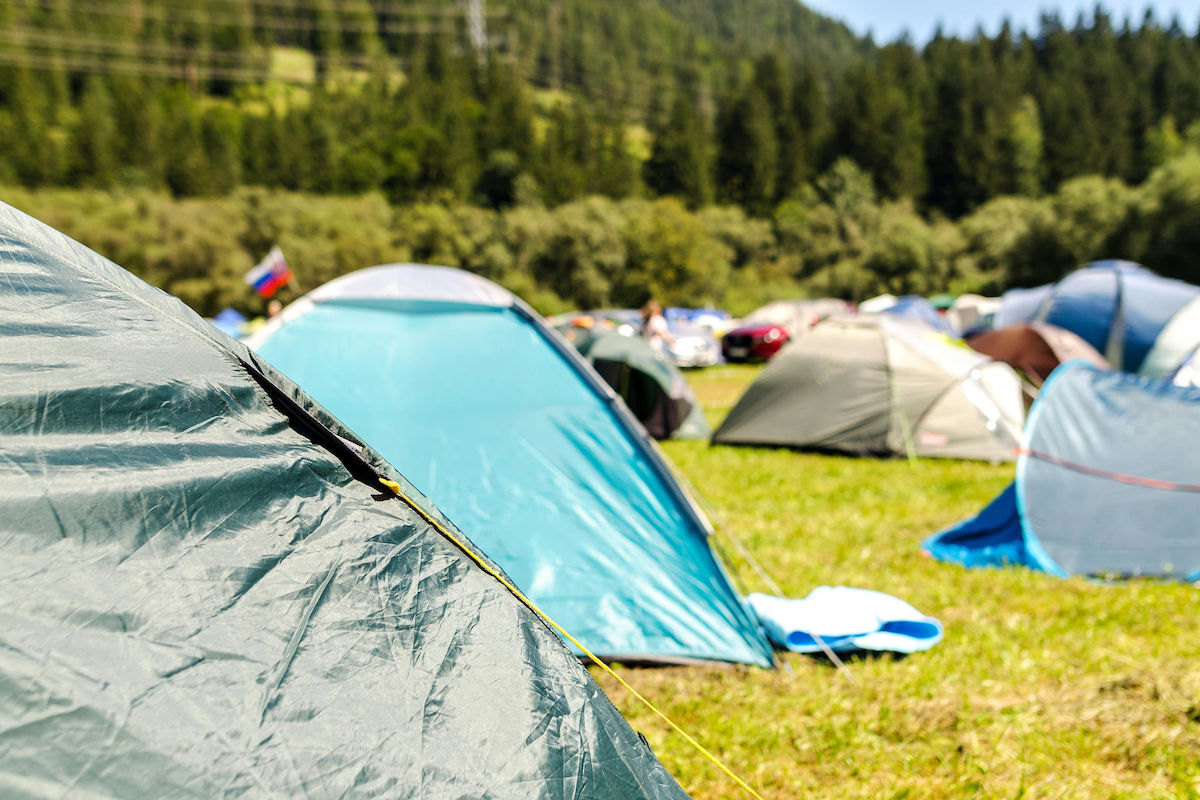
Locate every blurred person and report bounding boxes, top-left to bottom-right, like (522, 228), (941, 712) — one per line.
(267, 299), (283, 317)
(640, 300), (675, 353)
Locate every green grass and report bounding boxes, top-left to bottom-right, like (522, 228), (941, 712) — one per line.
(591, 364), (1200, 800)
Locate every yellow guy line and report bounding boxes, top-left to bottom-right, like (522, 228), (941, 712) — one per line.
(378, 478), (766, 800)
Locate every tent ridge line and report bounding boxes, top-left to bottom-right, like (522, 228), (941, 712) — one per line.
(1018, 447), (1200, 493)
(375, 478), (768, 800)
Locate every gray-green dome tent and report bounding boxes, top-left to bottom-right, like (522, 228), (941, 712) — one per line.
(557, 320), (711, 440)
(714, 316), (1025, 462)
(0, 201), (688, 800)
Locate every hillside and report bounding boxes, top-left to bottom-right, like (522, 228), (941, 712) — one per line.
(504, 0), (867, 108)
(0, 0), (865, 112)
(3, 1), (1200, 248)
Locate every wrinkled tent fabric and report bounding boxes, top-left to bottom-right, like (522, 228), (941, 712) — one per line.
(967, 322), (1109, 385)
(557, 322), (710, 440)
(713, 316), (1025, 462)
(925, 362), (1200, 580)
(0, 203), (691, 800)
(248, 265), (773, 667)
(994, 260), (1200, 373)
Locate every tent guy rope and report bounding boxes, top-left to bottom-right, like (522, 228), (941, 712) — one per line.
(378, 477), (768, 800)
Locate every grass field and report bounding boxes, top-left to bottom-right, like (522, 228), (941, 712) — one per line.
(592, 364), (1200, 800)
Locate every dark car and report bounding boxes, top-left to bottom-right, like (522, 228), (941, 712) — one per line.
(721, 322), (790, 362)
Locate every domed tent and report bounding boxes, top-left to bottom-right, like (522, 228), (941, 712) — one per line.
(0, 203), (690, 799)
(967, 322), (1109, 386)
(247, 265), (773, 667)
(556, 319), (710, 440)
(713, 317), (1025, 462)
(924, 363), (1200, 580)
(994, 260), (1200, 373)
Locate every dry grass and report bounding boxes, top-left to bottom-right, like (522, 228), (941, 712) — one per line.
(592, 364), (1200, 800)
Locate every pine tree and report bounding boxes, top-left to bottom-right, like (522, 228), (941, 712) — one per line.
(716, 85), (779, 214)
(201, 106), (243, 195)
(111, 77), (165, 187)
(478, 62), (537, 163)
(644, 93), (713, 207)
(71, 76), (119, 187)
(591, 115), (639, 199)
(161, 87), (209, 196)
(833, 55), (924, 202)
(791, 68), (831, 178)
(1003, 95), (1044, 196)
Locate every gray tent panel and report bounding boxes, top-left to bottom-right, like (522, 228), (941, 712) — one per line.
(0, 201), (688, 799)
(716, 321), (892, 452)
(714, 317), (1022, 462)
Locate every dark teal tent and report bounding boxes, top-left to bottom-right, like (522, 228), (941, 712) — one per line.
(556, 320), (711, 440)
(0, 202), (689, 799)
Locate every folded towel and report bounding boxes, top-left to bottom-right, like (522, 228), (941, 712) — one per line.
(747, 587), (943, 654)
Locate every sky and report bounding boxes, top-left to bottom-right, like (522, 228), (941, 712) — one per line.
(802, 1), (1200, 44)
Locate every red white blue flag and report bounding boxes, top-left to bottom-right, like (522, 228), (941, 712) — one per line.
(244, 246), (293, 298)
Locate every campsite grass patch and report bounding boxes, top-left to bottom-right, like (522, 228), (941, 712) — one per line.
(592, 364), (1200, 800)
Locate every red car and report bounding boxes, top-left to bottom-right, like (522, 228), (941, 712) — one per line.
(721, 323), (790, 362)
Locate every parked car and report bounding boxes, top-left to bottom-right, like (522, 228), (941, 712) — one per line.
(560, 309), (721, 367)
(668, 320), (722, 368)
(721, 322), (790, 362)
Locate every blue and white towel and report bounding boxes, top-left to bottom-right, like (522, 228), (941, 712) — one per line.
(747, 587), (943, 654)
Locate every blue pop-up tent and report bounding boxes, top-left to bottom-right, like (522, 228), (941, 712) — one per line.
(994, 260), (1200, 373)
(925, 361), (1200, 579)
(248, 265), (774, 666)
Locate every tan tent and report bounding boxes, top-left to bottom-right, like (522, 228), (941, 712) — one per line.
(713, 317), (1025, 462)
(742, 298), (853, 335)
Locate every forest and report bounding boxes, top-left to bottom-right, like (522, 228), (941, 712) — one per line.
(2, 0), (1200, 314)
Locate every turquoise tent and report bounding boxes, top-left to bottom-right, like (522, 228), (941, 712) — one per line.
(249, 265), (773, 666)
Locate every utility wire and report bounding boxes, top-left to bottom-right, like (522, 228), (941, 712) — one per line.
(22, 1), (466, 34)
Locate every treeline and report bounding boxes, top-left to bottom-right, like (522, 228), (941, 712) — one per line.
(8, 147), (1200, 318)
(657, 11), (1200, 215)
(0, 0), (864, 110)
(3, 5), (1200, 224)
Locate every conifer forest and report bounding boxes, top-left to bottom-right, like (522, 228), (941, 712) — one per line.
(3, 1), (1200, 314)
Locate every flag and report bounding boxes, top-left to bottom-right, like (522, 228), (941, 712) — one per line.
(244, 246), (293, 298)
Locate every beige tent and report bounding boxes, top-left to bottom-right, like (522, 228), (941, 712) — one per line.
(713, 317), (1025, 462)
(742, 298), (854, 335)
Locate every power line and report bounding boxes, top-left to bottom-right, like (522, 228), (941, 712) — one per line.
(0, 48), (271, 82)
(1, 2), (702, 114)
(23, 0), (470, 35)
